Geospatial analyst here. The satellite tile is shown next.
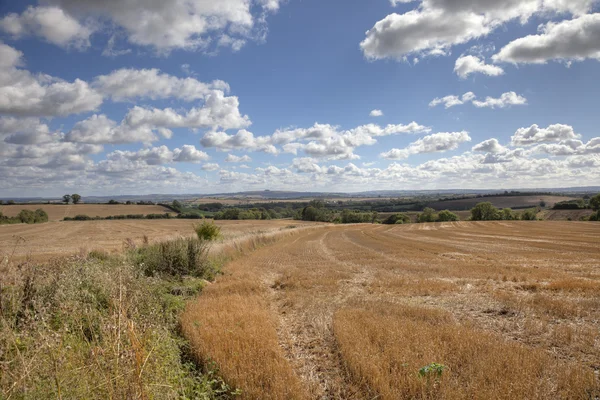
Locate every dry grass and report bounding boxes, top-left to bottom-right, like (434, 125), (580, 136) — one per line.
(333, 302), (597, 400)
(0, 219), (320, 261)
(0, 204), (173, 221)
(181, 221), (600, 399)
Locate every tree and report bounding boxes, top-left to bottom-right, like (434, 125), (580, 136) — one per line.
(71, 194), (81, 204)
(62, 194), (71, 204)
(7, 200), (15, 205)
(437, 210), (459, 222)
(590, 194), (600, 211)
(471, 202), (500, 221)
(417, 207), (436, 223)
(501, 208), (515, 221)
(383, 213), (410, 225)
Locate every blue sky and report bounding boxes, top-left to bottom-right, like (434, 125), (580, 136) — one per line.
(1, 0), (600, 196)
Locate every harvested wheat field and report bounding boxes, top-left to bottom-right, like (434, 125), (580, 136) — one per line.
(181, 221), (600, 399)
(0, 203), (173, 221)
(0, 219), (314, 260)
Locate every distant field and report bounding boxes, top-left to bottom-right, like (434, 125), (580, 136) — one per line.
(540, 209), (595, 221)
(0, 219), (319, 260)
(427, 195), (576, 211)
(0, 204), (173, 221)
(191, 197), (396, 205)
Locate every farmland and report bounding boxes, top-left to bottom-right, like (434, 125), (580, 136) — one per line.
(182, 221), (600, 399)
(0, 204), (173, 222)
(426, 195), (576, 210)
(0, 219), (315, 260)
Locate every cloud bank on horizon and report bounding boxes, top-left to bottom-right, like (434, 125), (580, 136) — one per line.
(1, 0), (600, 196)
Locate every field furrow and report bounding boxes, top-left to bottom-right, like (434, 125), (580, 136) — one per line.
(181, 221), (600, 399)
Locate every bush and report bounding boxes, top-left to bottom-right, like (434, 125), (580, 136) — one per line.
(417, 208), (436, 223)
(520, 208), (539, 221)
(194, 220), (222, 241)
(34, 209), (48, 223)
(340, 210), (376, 224)
(17, 209), (36, 224)
(135, 238), (214, 279)
(383, 213), (410, 225)
(471, 202), (500, 221)
(437, 210), (459, 222)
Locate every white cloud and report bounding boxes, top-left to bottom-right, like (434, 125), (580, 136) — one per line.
(472, 92), (527, 108)
(225, 154), (252, 162)
(454, 55), (504, 78)
(0, 6), (92, 49)
(472, 138), (507, 153)
(93, 68), (230, 102)
(201, 130), (277, 154)
(173, 145), (211, 163)
(42, 0), (282, 52)
(64, 114), (165, 144)
(511, 123), (581, 146)
(123, 91), (251, 132)
(202, 163), (220, 171)
(106, 145), (210, 165)
(431, 91), (526, 109)
(494, 14), (600, 64)
(381, 131), (471, 159)
(370, 109), (384, 117)
(430, 94), (465, 108)
(0, 42), (103, 117)
(360, 0), (592, 60)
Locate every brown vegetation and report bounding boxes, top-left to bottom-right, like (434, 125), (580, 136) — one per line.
(182, 221), (600, 399)
(0, 219), (319, 261)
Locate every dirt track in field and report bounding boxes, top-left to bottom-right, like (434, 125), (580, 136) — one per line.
(182, 221), (600, 399)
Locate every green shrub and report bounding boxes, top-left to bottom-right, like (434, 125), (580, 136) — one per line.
(520, 208), (539, 221)
(18, 209), (36, 224)
(383, 213), (410, 225)
(437, 210), (459, 222)
(417, 207), (436, 223)
(194, 220), (222, 241)
(471, 202), (501, 221)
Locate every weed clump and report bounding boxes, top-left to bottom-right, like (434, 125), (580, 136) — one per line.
(195, 220), (222, 241)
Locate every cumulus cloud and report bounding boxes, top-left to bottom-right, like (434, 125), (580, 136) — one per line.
(370, 109), (384, 117)
(472, 92), (527, 108)
(41, 0), (282, 52)
(472, 138), (507, 153)
(106, 145), (210, 165)
(94, 68), (230, 102)
(201, 130), (277, 154)
(430, 91), (526, 109)
(0, 42), (103, 117)
(64, 114), (169, 144)
(511, 123), (581, 146)
(361, 0), (592, 60)
(454, 55), (504, 78)
(199, 121), (429, 160)
(225, 154), (252, 162)
(122, 91), (251, 132)
(381, 131), (471, 159)
(493, 14), (600, 64)
(0, 6), (92, 49)
(202, 163), (220, 171)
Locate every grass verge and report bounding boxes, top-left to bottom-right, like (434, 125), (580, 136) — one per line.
(0, 236), (239, 399)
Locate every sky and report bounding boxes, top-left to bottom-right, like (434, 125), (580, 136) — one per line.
(1, 0), (600, 196)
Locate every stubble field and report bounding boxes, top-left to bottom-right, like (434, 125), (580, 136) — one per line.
(0, 204), (173, 221)
(182, 221), (600, 399)
(0, 219), (313, 260)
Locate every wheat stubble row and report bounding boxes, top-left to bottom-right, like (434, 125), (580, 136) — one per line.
(181, 221), (600, 399)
